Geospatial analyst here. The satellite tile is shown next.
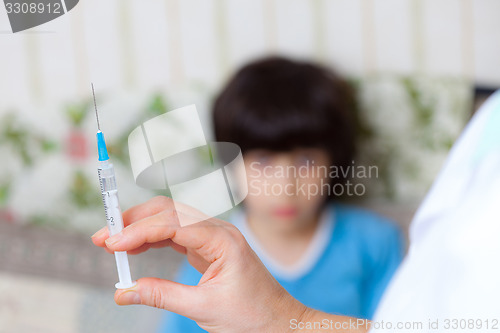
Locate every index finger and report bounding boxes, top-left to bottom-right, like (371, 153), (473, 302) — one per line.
(122, 196), (175, 226)
(106, 210), (242, 265)
(92, 196), (174, 247)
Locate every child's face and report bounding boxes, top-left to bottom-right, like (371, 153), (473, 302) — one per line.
(243, 148), (331, 233)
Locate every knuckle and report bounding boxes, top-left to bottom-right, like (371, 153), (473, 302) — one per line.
(149, 285), (166, 309)
(167, 207), (178, 220)
(152, 195), (170, 207)
(226, 223), (243, 239)
(158, 208), (179, 227)
(120, 224), (133, 238)
(225, 224), (247, 248)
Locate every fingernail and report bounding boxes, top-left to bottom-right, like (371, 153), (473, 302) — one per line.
(105, 232), (123, 246)
(118, 291), (141, 305)
(91, 228), (106, 238)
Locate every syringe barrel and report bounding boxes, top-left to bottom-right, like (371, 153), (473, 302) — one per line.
(97, 159), (136, 288)
(98, 161), (124, 236)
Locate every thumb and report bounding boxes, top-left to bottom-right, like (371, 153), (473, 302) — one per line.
(115, 277), (205, 316)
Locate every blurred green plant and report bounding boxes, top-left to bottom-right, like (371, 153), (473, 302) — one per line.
(29, 213), (66, 228)
(403, 77), (465, 152)
(403, 78), (435, 129)
(0, 113), (58, 166)
(355, 76), (471, 201)
(65, 100), (92, 128)
(69, 170), (101, 208)
(0, 182), (10, 207)
(0, 113), (33, 165)
(147, 94), (169, 117)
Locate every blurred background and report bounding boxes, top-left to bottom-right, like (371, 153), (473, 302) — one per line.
(0, 0), (499, 332)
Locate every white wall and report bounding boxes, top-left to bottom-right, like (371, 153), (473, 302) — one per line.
(0, 0), (498, 113)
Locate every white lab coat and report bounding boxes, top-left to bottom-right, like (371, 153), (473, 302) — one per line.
(371, 91), (500, 332)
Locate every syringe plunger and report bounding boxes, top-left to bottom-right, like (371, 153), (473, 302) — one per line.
(114, 252), (135, 289)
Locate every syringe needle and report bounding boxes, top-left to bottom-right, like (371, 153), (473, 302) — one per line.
(91, 83), (101, 131)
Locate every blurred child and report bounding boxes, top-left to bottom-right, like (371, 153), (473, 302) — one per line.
(158, 57), (405, 332)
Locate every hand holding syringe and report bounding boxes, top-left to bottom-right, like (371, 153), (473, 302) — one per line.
(92, 83), (136, 289)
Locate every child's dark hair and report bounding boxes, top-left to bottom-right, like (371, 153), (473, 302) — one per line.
(212, 56), (357, 182)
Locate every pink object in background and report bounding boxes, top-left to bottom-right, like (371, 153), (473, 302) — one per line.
(0, 208), (16, 224)
(66, 130), (88, 161)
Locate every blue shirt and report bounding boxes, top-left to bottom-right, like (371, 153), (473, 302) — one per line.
(157, 204), (405, 332)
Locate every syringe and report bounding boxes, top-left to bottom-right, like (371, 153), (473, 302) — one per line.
(92, 83), (136, 289)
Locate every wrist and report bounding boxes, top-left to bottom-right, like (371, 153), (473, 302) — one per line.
(291, 306), (319, 332)
(271, 289), (310, 333)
